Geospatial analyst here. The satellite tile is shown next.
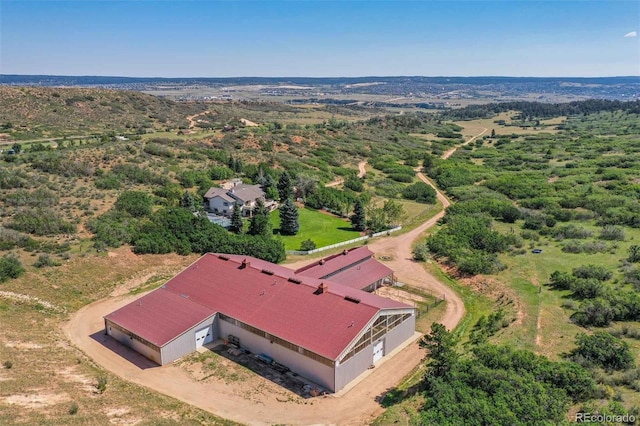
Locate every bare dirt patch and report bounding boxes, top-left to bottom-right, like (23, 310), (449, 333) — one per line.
(0, 291), (63, 313)
(57, 366), (96, 394)
(375, 287), (426, 308)
(240, 118), (259, 127)
(4, 340), (46, 350)
(2, 390), (70, 409)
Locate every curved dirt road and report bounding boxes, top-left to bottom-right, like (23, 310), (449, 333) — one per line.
(366, 171), (462, 330)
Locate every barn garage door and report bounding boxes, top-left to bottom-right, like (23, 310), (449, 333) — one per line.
(195, 326), (213, 348)
(373, 340), (384, 364)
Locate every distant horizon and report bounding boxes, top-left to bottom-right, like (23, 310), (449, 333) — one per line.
(2, 74), (639, 80)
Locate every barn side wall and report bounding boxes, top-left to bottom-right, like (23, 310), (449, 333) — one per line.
(161, 314), (218, 364)
(218, 320), (336, 391)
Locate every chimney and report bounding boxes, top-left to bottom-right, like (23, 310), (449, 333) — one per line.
(317, 282), (329, 294)
(240, 258), (250, 269)
(319, 259), (325, 265)
(342, 249), (348, 255)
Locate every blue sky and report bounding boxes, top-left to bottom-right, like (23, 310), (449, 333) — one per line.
(1, 1), (638, 77)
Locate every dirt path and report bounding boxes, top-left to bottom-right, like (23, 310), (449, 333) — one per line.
(324, 177), (344, 188)
(325, 161), (367, 188)
(186, 110), (211, 129)
(357, 160), (367, 178)
(442, 127), (487, 159)
(240, 118), (259, 127)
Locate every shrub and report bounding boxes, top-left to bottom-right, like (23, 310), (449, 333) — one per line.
(599, 225), (625, 241)
(344, 175), (364, 192)
(69, 403), (78, 415)
(299, 239), (316, 251)
(34, 254), (59, 268)
(402, 182), (437, 204)
(8, 208), (75, 236)
(0, 255), (24, 282)
(569, 332), (635, 371)
(96, 376), (107, 393)
(3, 360), (12, 369)
(114, 191), (153, 218)
(413, 242), (430, 261)
(572, 265), (612, 281)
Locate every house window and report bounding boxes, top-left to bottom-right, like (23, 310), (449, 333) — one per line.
(223, 202), (228, 206)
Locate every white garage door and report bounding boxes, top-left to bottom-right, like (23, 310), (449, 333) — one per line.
(195, 326), (213, 348)
(373, 340), (384, 364)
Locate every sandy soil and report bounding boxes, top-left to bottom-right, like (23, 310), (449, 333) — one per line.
(357, 160), (367, 178)
(240, 118), (259, 127)
(324, 177), (344, 188)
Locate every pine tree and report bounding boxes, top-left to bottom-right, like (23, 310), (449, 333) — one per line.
(180, 191), (197, 212)
(279, 198), (299, 236)
(277, 171), (294, 201)
(248, 199), (271, 237)
(350, 199), (366, 231)
(229, 203), (244, 234)
(491, 128), (496, 138)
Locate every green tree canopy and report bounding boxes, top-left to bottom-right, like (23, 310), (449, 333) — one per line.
(279, 198), (299, 236)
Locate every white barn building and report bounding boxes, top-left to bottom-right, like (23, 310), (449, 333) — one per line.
(104, 253), (416, 392)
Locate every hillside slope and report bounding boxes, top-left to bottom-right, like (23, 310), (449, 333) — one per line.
(0, 86), (206, 139)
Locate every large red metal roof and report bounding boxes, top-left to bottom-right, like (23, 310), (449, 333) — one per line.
(106, 253), (410, 360)
(105, 289), (215, 347)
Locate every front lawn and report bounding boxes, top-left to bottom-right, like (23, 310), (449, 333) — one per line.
(270, 207), (361, 251)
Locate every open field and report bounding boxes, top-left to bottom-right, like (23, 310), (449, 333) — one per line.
(270, 207), (361, 250)
(0, 247), (238, 425)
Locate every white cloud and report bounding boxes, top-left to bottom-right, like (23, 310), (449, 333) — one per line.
(624, 31), (637, 38)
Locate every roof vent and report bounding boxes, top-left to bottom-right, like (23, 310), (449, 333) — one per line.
(218, 255), (229, 261)
(288, 277), (302, 284)
(240, 258), (250, 269)
(180, 293), (189, 299)
(314, 282), (329, 295)
(261, 269), (274, 275)
(344, 295), (361, 304)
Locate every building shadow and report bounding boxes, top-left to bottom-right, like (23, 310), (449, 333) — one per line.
(375, 381), (424, 408)
(89, 331), (159, 370)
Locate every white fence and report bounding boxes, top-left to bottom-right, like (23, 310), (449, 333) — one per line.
(286, 226), (402, 255)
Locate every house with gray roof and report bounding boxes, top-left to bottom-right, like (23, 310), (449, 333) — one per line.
(204, 183), (274, 217)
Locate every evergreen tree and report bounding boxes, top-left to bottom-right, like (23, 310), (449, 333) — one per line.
(248, 214), (271, 238)
(419, 323), (459, 379)
(277, 171), (294, 201)
(248, 199), (271, 237)
(229, 203), (244, 234)
(253, 198), (269, 216)
(351, 199), (366, 231)
(491, 128), (496, 138)
(279, 197), (299, 236)
(180, 191), (197, 212)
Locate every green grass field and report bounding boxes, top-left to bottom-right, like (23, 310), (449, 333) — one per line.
(270, 207), (361, 251)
